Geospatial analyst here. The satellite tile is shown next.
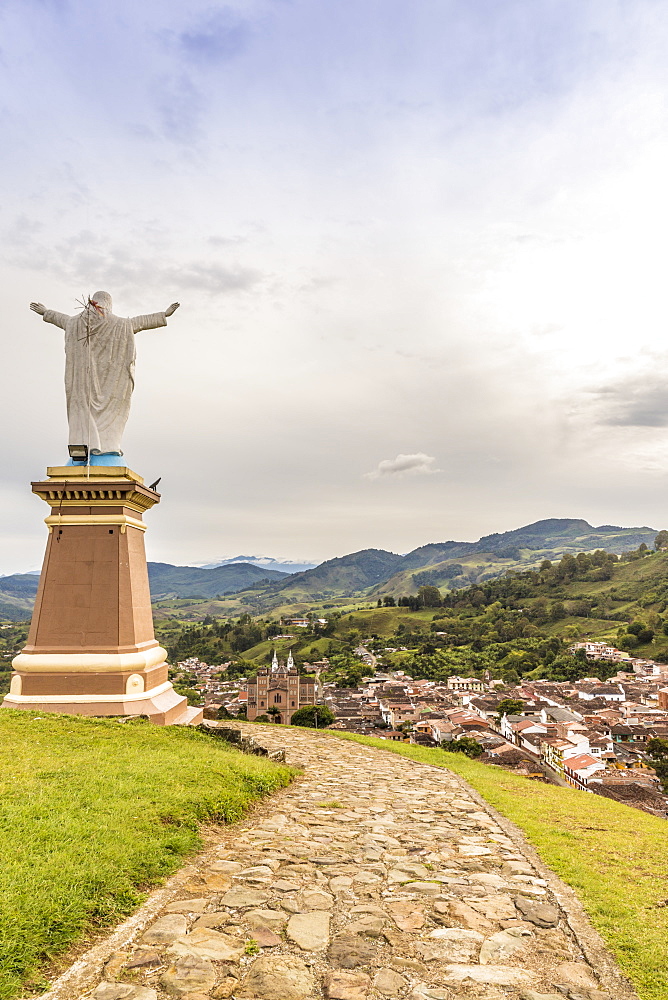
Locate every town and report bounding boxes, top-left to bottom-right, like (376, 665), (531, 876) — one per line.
(173, 637), (668, 819)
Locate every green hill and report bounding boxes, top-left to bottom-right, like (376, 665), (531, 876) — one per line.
(373, 518), (661, 598)
(338, 544), (668, 681)
(146, 561), (288, 599)
(147, 540), (668, 697)
(0, 575), (40, 621)
(266, 548), (404, 601)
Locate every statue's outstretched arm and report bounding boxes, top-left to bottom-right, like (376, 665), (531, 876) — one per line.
(31, 303), (69, 329)
(131, 303), (179, 333)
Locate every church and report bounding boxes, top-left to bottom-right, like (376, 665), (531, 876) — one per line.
(246, 650), (316, 724)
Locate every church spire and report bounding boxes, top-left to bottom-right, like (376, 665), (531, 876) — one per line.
(271, 649), (278, 673)
(287, 649), (294, 671)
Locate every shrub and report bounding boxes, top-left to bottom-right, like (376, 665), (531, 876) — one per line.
(290, 705), (335, 728)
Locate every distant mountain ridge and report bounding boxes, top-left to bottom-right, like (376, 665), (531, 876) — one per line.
(373, 518), (661, 599)
(147, 562), (288, 599)
(0, 518), (661, 620)
(198, 555), (318, 575)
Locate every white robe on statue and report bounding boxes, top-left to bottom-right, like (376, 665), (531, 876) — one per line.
(43, 291), (166, 455)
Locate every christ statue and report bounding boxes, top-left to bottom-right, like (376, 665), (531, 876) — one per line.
(30, 292), (179, 459)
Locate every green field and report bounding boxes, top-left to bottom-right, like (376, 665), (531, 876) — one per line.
(328, 731), (668, 1000)
(0, 712), (293, 999)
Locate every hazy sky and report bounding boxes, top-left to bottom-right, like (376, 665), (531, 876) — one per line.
(3, 0), (668, 574)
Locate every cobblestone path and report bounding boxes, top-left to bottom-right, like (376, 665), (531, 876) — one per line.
(74, 726), (634, 1000)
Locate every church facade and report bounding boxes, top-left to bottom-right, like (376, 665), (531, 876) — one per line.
(246, 651), (316, 724)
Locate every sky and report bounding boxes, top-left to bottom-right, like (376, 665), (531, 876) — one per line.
(3, 0), (668, 573)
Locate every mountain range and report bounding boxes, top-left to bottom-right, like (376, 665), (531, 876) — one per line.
(197, 555), (318, 574)
(0, 518), (661, 621)
(242, 518), (661, 608)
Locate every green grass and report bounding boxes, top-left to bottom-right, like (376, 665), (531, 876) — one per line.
(340, 606), (437, 635)
(327, 732), (667, 1000)
(0, 711), (294, 999)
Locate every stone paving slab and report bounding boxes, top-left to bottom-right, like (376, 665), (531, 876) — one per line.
(41, 726), (639, 1000)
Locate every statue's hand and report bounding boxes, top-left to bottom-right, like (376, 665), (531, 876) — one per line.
(30, 302), (46, 315)
(165, 302), (180, 317)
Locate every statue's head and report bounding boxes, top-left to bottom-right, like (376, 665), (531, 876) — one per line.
(90, 291), (112, 315)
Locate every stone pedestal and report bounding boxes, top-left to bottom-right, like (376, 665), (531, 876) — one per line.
(2, 466), (202, 725)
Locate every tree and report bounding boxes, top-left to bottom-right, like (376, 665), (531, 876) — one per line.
(290, 704), (335, 728)
(655, 530), (668, 551)
(337, 663), (374, 688)
(496, 698), (525, 720)
(627, 621), (654, 644)
(383, 596), (396, 607)
(173, 685), (203, 706)
(447, 737), (483, 758)
(647, 737), (668, 760)
(418, 586), (442, 607)
(267, 705), (280, 720)
(653, 760), (668, 793)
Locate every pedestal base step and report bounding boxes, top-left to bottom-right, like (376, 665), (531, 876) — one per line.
(173, 705), (204, 726)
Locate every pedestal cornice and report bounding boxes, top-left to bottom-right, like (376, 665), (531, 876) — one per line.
(44, 514), (149, 533)
(32, 468), (160, 515)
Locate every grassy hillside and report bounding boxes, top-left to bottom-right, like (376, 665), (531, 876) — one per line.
(341, 547), (668, 669)
(259, 548), (404, 605)
(375, 518), (662, 597)
(0, 575), (39, 622)
(325, 732), (667, 1000)
(358, 546), (668, 678)
(0, 712), (293, 999)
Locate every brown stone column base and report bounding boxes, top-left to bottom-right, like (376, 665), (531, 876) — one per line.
(2, 678), (202, 726)
(3, 646), (203, 725)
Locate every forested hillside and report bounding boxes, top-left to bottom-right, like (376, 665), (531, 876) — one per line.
(156, 539), (668, 688)
(147, 561), (287, 598)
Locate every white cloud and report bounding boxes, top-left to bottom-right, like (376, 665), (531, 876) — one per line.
(364, 453), (439, 480)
